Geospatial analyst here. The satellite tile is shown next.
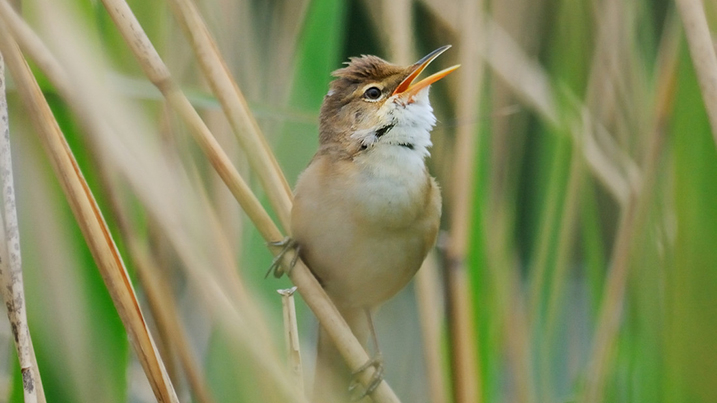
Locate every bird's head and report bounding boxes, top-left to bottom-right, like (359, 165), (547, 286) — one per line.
(318, 45), (459, 158)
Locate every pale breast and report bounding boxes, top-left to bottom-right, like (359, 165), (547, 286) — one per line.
(348, 145), (430, 229)
(291, 153), (441, 308)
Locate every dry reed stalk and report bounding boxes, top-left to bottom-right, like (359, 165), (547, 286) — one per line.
(0, 4), (300, 400)
(93, 137), (304, 400)
(585, 0), (624, 129)
(676, 0), (717, 147)
(20, 4), (296, 399)
(479, 18), (641, 208)
(414, 253), (450, 403)
(0, 4), (261, 393)
(97, 159), (215, 403)
(130, 243), (216, 403)
(442, 1), (485, 402)
(95, 1), (401, 400)
(265, 0), (312, 104)
(287, 263), (402, 402)
(204, 111), (245, 277)
(421, 2), (637, 207)
(580, 21), (678, 403)
(165, 0), (293, 230)
(0, 3), (265, 391)
(278, 287), (305, 397)
(0, 50), (45, 403)
(526, 0), (627, 318)
(0, 25), (179, 403)
(380, 0), (414, 65)
(97, 0), (278, 238)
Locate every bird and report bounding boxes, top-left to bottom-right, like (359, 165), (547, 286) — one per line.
(280, 45), (458, 402)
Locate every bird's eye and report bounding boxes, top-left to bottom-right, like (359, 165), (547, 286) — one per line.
(364, 87), (382, 100)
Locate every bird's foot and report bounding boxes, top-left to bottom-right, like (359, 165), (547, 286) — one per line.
(348, 352), (384, 401)
(265, 237), (300, 278)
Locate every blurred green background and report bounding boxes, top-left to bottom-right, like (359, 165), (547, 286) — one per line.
(3, 0), (717, 402)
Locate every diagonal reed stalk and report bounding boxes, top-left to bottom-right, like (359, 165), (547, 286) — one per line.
(3, 0), (716, 402)
(0, 20), (180, 403)
(165, 0), (294, 230)
(129, 243), (216, 403)
(98, 164), (216, 403)
(421, 2), (638, 207)
(2, 1), (398, 402)
(0, 51), (45, 403)
(0, 2), (303, 401)
(87, 0), (401, 400)
(675, 0), (717, 148)
(579, 18), (678, 403)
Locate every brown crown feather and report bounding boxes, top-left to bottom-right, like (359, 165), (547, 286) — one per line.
(331, 55), (405, 82)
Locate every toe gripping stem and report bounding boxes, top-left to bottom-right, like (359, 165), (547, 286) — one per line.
(349, 352), (385, 401)
(266, 237), (300, 278)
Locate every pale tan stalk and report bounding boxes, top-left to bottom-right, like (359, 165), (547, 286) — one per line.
(82, 1), (401, 400)
(24, 0), (260, 338)
(0, 6), (387, 402)
(165, 0), (293, 230)
(4, 0), (400, 398)
(481, 18), (640, 206)
(442, 1), (485, 402)
(380, 0), (414, 65)
(95, 0), (278, 238)
(0, 27), (179, 403)
(420, 1), (637, 207)
(0, 0), (255, 367)
(414, 253), (450, 403)
(581, 21), (678, 403)
(97, 158), (214, 403)
(0, 51), (44, 403)
(676, 0), (717, 147)
(278, 287), (304, 397)
(525, 0), (622, 321)
(4, 0), (295, 396)
(289, 262), (402, 402)
(130, 243), (216, 403)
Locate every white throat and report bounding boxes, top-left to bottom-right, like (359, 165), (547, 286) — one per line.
(348, 89), (436, 228)
(351, 87), (436, 160)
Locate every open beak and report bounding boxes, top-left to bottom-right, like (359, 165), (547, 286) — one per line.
(392, 45), (460, 102)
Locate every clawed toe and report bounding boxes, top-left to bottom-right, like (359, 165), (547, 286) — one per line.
(349, 353), (384, 401)
(265, 237), (300, 278)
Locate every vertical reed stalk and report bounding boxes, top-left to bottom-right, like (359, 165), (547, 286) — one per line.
(444, 0), (485, 401)
(165, 0), (294, 230)
(278, 287), (304, 397)
(0, 25), (179, 403)
(0, 50), (45, 403)
(676, 0), (717, 147)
